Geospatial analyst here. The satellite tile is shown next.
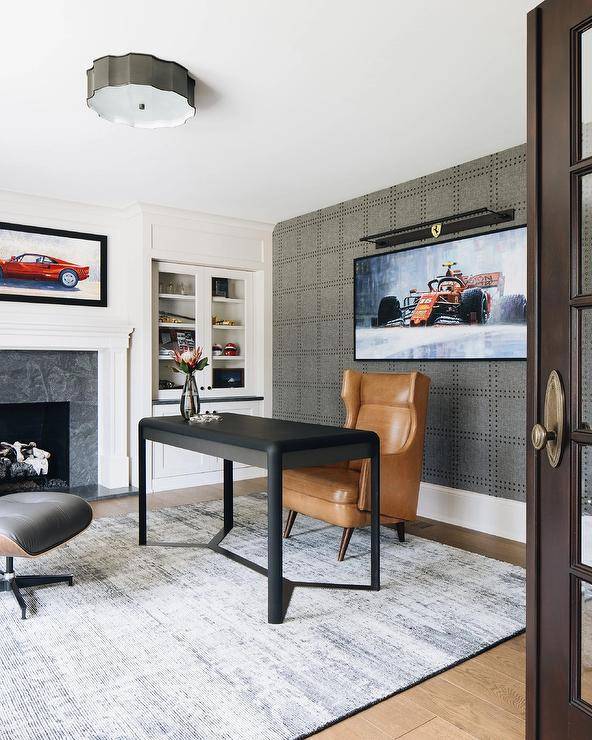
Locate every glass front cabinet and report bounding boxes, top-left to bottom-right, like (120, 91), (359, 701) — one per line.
(152, 262), (254, 402)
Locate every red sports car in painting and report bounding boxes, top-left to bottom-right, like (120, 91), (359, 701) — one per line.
(0, 253), (90, 288)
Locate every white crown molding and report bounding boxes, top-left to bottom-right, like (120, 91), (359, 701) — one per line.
(130, 201), (275, 233)
(418, 481), (526, 543)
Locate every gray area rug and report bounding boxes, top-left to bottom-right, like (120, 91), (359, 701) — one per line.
(0, 494), (525, 740)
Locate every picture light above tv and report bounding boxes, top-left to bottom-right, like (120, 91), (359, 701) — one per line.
(354, 224), (527, 361)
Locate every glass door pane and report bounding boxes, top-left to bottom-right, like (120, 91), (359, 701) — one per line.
(582, 29), (592, 160)
(581, 447), (592, 568)
(580, 174), (592, 294)
(581, 309), (592, 429)
(580, 579), (592, 705)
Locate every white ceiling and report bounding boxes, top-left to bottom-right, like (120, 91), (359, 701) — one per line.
(0, 0), (538, 224)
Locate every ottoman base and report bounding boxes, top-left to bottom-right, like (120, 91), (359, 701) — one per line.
(1, 557), (73, 619)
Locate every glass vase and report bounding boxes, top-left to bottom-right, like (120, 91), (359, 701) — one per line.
(180, 372), (200, 420)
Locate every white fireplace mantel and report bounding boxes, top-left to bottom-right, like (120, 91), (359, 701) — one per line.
(0, 319), (134, 489)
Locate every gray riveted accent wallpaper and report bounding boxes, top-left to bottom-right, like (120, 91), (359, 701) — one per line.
(272, 144), (527, 502)
(0, 350), (98, 487)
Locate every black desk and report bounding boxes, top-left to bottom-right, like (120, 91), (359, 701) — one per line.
(138, 413), (380, 623)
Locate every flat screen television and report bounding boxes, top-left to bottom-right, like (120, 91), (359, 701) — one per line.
(354, 225), (527, 360)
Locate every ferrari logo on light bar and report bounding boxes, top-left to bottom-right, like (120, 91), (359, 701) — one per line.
(431, 222), (442, 238)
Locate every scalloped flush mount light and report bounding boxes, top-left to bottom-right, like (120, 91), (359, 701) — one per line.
(87, 53), (196, 128)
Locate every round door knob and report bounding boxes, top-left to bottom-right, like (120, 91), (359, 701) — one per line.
(531, 423), (556, 450)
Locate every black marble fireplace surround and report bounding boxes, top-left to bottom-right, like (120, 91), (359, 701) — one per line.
(0, 351), (98, 491)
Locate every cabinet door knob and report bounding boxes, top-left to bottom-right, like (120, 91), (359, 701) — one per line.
(207, 386), (212, 390)
(200, 386), (204, 391)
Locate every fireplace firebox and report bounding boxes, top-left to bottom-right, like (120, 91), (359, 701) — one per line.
(0, 401), (69, 493)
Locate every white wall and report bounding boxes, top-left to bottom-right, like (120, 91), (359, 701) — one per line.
(0, 190), (274, 489)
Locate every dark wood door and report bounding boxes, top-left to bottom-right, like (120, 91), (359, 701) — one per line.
(528, 0), (592, 736)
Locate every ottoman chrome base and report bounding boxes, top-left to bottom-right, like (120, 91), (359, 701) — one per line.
(1, 556), (73, 619)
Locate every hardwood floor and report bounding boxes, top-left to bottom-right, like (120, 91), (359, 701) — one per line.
(91, 478), (526, 740)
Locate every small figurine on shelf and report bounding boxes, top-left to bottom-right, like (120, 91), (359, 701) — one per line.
(223, 342), (240, 356)
(172, 347), (209, 421)
(212, 343), (223, 356)
(212, 316), (236, 326)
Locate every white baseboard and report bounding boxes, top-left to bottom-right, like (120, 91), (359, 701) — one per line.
(417, 482), (526, 543)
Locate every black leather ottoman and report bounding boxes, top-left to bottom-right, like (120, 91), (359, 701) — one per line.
(0, 492), (93, 619)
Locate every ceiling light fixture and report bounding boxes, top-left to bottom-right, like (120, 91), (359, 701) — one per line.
(86, 53), (196, 129)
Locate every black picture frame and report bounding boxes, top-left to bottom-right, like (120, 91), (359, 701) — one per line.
(212, 277), (229, 298)
(0, 221), (107, 307)
(353, 223), (528, 362)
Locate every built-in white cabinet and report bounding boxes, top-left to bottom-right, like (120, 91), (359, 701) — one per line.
(153, 262), (254, 402)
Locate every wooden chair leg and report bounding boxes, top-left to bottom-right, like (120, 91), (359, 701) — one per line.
(396, 521), (405, 543)
(338, 527), (355, 561)
(283, 510), (297, 538)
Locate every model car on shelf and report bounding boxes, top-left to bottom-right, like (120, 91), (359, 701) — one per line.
(0, 253), (90, 288)
(372, 261), (526, 328)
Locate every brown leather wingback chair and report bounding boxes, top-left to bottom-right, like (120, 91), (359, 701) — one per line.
(283, 370), (430, 560)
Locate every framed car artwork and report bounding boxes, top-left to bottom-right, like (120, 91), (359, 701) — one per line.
(0, 221), (107, 307)
(354, 224), (527, 360)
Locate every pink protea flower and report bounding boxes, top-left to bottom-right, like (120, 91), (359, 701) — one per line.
(173, 346), (209, 374)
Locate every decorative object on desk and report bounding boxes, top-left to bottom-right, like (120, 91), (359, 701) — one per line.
(212, 343), (223, 356)
(223, 342), (240, 356)
(212, 276), (229, 298)
(189, 413), (221, 423)
(213, 367), (244, 389)
(0, 221), (107, 307)
(173, 347), (209, 420)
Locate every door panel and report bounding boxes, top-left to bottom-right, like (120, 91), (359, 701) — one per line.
(528, 1), (592, 737)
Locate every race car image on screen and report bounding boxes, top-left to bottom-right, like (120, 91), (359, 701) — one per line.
(0, 253), (90, 289)
(372, 261), (526, 328)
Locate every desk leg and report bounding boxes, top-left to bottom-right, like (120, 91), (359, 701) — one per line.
(267, 448), (283, 624)
(139, 428), (147, 546)
(223, 459), (233, 532)
(371, 448), (380, 591)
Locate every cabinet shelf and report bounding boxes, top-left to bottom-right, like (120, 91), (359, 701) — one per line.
(212, 297), (244, 304)
(159, 293), (195, 300)
(212, 355), (244, 361)
(212, 324), (244, 330)
(159, 322), (195, 329)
